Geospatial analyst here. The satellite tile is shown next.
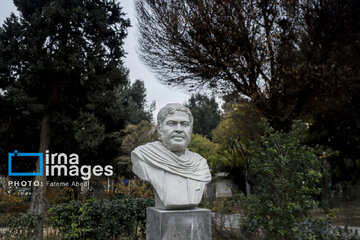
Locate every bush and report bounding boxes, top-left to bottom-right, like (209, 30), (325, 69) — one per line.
(48, 197), (154, 240)
(292, 218), (360, 240)
(0, 212), (41, 240)
(240, 120), (326, 239)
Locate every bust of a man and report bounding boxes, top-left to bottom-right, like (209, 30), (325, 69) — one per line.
(131, 103), (211, 210)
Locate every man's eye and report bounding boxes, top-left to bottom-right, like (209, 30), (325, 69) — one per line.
(167, 121), (176, 126)
(181, 122), (189, 127)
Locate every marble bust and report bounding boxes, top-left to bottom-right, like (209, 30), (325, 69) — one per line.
(131, 103), (211, 209)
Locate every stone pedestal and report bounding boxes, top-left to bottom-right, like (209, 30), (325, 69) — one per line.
(146, 207), (212, 240)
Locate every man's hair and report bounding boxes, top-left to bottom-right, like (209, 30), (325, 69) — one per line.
(157, 103), (194, 129)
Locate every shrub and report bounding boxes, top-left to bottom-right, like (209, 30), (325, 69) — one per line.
(0, 212), (41, 240)
(48, 197), (154, 240)
(292, 218), (360, 240)
(240, 120), (326, 239)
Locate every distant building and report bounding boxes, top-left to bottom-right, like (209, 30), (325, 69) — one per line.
(215, 172), (233, 197)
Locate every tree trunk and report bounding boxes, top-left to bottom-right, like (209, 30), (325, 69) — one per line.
(321, 160), (331, 209)
(29, 114), (50, 240)
(245, 158), (251, 196)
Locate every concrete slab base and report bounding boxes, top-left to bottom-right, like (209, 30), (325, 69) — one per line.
(146, 207), (212, 240)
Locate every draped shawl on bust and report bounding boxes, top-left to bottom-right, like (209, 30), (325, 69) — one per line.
(132, 141), (211, 182)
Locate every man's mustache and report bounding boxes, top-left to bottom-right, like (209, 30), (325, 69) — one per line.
(171, 134), (185, 138)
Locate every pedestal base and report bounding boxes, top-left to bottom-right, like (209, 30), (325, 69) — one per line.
(146, 207), (212, 240)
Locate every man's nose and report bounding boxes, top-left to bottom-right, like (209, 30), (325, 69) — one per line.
(174, 123), (183, 132)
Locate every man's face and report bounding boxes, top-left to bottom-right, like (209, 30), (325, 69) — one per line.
(158, 111), (192, 155)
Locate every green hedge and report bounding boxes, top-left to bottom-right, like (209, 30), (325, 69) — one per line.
(48, 197), (154, 240)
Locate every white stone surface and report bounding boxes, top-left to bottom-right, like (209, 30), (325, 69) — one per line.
(215, 174), (233, 197)
(146, 207), (212, 240)
(131, 103), (211, 209)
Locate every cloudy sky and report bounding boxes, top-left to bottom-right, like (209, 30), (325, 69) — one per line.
(0, 0), (191, 119)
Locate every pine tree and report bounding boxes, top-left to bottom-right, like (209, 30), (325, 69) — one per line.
(0, 0), (136, 238)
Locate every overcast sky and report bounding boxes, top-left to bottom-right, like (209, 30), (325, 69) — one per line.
(0, 0), (191, 120)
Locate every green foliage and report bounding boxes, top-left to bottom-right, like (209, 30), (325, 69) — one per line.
(0, 0), (130, 169)
(291, 218), (360, 240)
(0, 0), (153, 178)
(114, 120), (157, 177)
(48, 197), (154, 240)
(117, 79), (154, 125)
(120, 121), (157, 154)
(212, 107), (246, 170)
(212, 101), (263, 192)
(188, 134), (228, 173)
(74, 112), (106, 151)
(185, 93), (221, 138)
(1, 212), (41, 240)
(241, 120), (326, 239)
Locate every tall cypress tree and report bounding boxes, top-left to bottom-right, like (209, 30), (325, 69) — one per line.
(0, 0), (132, 238)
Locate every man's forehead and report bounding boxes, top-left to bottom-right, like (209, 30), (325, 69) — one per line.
(164, 111), (190, 121)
